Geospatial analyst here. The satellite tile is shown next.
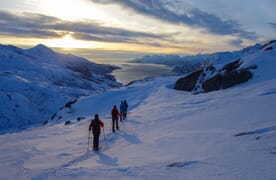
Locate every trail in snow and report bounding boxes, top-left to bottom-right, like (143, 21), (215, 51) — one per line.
(1, 40), (276, 180)
(0, 75), (275, 179)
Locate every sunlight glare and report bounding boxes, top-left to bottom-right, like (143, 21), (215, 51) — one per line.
(43, 34), (97, 49)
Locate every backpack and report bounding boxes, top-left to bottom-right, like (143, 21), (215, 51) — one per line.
(91, 119), (101, 134)
(112, 108), (118, 117)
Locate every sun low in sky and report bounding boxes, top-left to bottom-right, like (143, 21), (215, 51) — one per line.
(0, 0), (275, 61)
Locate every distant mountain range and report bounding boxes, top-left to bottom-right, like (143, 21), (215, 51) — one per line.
(0, 44), (121, 133)
(134, 42), (266, 73)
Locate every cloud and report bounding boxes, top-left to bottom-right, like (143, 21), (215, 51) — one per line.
(229, 39), (243, 48)
(90, 0), (258, 40)
(0, 10), (165, 45)
(0, 11), (64, 38)
(269, 22), (276, 31)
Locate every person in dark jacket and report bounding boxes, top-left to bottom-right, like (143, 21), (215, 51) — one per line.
(123, 100), (128, 119)
(120, 101), (125, 121)
(111, 105), (120, 132)
(89, 114), (104, 151)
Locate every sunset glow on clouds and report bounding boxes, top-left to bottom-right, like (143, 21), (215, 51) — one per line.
(0, 0), (275, 58)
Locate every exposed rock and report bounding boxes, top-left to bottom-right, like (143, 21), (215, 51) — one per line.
(255, 136), (261, 140)
(261, 40), (276, 49)
(202, 74), (222, 92)
(222, 59), (241, 72)
(65, 99), (77, 108)
(174, 70), (203, 91)
(51, 113), (57, 120)
(264, 46), (273, 51)
(174, 59), (254, 93)
(77, 116), (85, 121)
(221, 69), (252, 89)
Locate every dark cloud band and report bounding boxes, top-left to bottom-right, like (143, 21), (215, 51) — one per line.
(0, 10), (164, 45)
(90, 0), (257, 40)
(269, 23), (276, 31)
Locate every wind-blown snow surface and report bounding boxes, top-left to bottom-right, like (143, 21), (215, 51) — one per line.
(0, 72), (275, 179)
(0, 44), (121, 133)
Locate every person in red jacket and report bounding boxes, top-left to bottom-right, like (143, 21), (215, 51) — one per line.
(111, 105), (120, 132)
(89, 114), (104, 151)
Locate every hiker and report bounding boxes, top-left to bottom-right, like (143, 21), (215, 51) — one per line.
(120, 101), (126, 121)
(89, 114), (104, 151)
(111, 105), (120, 132)
(123, 100), (128, 119)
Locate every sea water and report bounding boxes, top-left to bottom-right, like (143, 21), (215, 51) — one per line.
(112, 63), (175, 85)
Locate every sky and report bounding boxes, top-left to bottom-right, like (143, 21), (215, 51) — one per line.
(0, 0), (275, 62)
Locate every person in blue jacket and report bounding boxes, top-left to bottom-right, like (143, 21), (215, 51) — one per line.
(120, 101), (126, 121)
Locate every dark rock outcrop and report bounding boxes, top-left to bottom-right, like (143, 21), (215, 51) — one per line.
(174, 59), (254, 93)
(174, 70), (203, 91)
(202, 69), (253, 92)
(221, 69), (252, 89)
(65, 120), (71, 125)
(264, 46), (273, 51)
(202, 74), (222, 92)
(65, 99), (77, 108)
(222, 60), (241, 72)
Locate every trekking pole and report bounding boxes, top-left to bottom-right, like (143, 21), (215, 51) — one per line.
(87, 130), (91, 152)
(103, 127), (107, 145)
(110, 121), (112, 133)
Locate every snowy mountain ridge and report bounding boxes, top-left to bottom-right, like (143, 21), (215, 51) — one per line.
(0, 44), (121, 133)
(174, 40), (276, 93)
(135, 43), (263, 73)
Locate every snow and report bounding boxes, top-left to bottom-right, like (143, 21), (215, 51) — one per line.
(0, 73), (275, 179)
(240, 47), (276, 83)
(134, 43), (263, 74)
(0, 44), (121, 132)
(0, 41), (276, 179)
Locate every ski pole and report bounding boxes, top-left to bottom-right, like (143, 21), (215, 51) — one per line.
(87, 130), (91, 152)
(110, 120), (112, 133)
(103, 127), (107, 145)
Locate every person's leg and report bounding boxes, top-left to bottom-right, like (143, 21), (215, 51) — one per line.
(120, 112), (123, 121)
(93, 133), (99, 150)
(112, 118), (115, 132)
(124, 111), (126, 119)
(116, 117), (119, 129)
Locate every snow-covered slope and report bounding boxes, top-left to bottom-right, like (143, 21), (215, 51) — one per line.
(174, 40), (276, 93)
(0, 41), (275, 179)
(0, 44), (121, 133)
(135, 43), (262, 73)
(0, 73), (275, 179)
